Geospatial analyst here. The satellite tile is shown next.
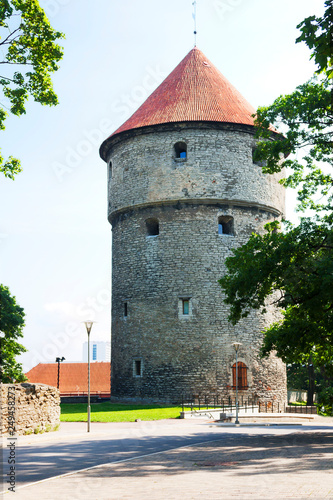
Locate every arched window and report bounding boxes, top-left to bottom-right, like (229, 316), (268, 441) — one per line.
(174, 142), (187, 159)
(218, 216), (234, 235)
(232, 362), (248, 389)
(146, 218), (159, 236)
(108, 160), (113, 180)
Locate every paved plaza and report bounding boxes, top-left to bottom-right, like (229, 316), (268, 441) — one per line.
(3, 418), (333, 500)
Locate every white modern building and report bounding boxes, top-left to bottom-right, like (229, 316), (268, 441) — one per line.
(82, 341), (111, 362)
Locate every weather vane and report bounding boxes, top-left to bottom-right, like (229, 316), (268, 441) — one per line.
(192, 0), (197, 46)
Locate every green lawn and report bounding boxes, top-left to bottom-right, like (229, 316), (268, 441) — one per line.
(60, 402), (183, 422)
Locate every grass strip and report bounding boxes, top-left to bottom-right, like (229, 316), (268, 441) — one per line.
(60, 402), (184, 422)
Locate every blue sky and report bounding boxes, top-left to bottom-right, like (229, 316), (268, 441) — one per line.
(0, 0), (324, 371)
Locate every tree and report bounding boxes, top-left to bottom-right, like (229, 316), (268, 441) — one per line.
(287, 364), (310, 392)
(0, 284), (27, 382)
(288, 362), (315, 401)
(0, 0), (64, 179)
(253, 0), (332, 215)
(287, 361), (332, 406)
(0, 2), (63, 383)
(220, 217), (333, 358)
(219, 1), (333, 404)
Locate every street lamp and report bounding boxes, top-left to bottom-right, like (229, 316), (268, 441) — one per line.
(55, 356), (65, 389)
(84, 320), (94, 432)
(232, 342), (242, 425)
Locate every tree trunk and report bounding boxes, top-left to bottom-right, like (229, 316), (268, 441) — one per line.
(307, 362), (315, 406)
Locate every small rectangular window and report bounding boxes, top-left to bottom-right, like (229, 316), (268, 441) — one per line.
(218, 216), (234, 235)
(182, 299), (189, 315)
(124, 302), (128, 317)
(252, 147), (266, 167)
(179, 297), (191, 318)
(133, 359), (142, 377)
(174, 142), (187, 159)
(92, 344), (97, 361)
(146, 218), (159, 236)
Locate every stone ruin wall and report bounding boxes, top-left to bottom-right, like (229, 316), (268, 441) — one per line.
(0, 383), (60, 435)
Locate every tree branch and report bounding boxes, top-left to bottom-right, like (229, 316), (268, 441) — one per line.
(0, 61), (32, 65)
(0, 75), (16, 82)
(0, 27), (21, 47)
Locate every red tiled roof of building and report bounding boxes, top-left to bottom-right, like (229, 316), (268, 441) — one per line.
(25, 362), (110, 395)
(112, 47), (256, 137)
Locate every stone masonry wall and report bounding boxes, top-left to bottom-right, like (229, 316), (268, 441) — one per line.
(0, 383), (60, 435)
(111, 203), (287, 404)
(107, 124), (287, 406)
(107, 123), (285, 219)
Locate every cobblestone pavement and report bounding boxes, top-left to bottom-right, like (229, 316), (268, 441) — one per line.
(8, 424), (333, 500)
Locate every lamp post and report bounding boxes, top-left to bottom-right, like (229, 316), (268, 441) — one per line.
(55, 356), (65, 390)
(84, 321), (94, 432)
(232, 342), (242, 425)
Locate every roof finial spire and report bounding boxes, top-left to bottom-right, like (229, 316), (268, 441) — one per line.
(192, 0), (197, 47)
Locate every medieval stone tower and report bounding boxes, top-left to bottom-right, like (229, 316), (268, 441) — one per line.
(100, 47), (287, 404)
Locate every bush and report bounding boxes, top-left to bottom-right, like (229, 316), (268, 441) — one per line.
(316, 387), (333, 416)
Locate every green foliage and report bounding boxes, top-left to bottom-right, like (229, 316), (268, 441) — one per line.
(60, 402), (183, 422)
(219, 216), (333, 366)
(296, 0), (333, 77)
(254, 77), (332, 213)
(0, 153), (21, 179)
(44, 423), (59, 432)
(287, 364), (311, 391)
(287, 361), (331, 402)
(219, 2), (333, 400)
(253, 1), (332, 214)
(0, 284), (27, 382)
(317, 386), (333, 415)
(0, 0), (64, 177)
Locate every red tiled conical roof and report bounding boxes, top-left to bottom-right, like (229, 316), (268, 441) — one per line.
(112, 47), (256, 137)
